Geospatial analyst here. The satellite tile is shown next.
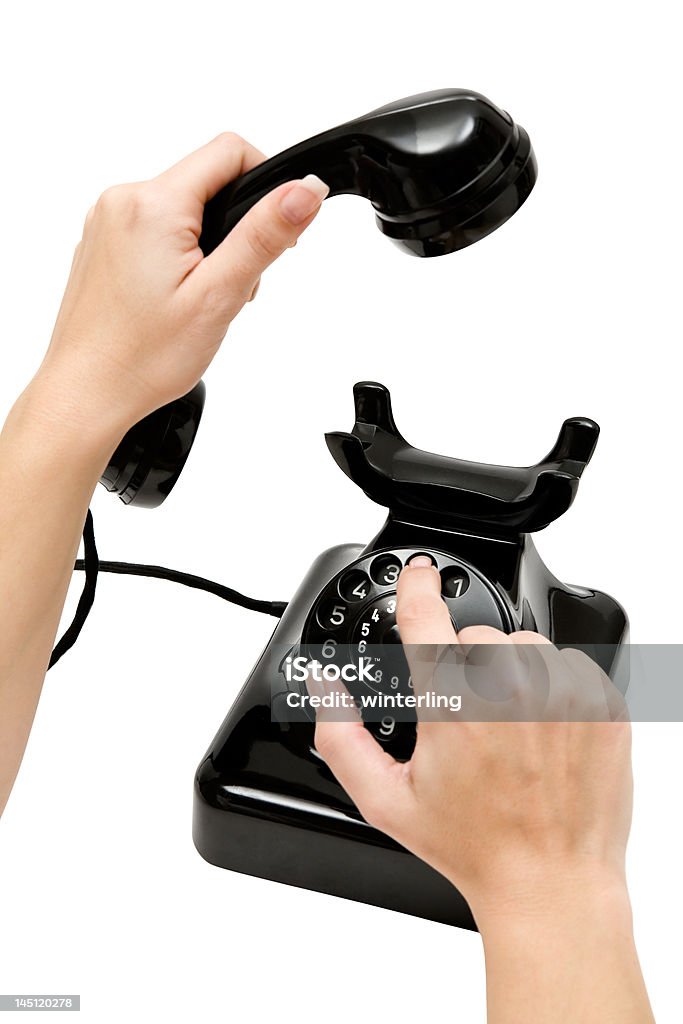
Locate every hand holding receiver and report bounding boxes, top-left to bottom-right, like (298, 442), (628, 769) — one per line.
(80, 144), (328, 506)
(200, 89), (537, 259)
(99, 91), (537, 508)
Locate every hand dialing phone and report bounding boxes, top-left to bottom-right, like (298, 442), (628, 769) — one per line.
(191, 382), (628, 929)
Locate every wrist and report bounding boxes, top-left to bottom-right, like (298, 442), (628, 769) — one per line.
(5, 373), (128, 482)
(467, 863), (632, 943)
(38, 332), (178, 440)
(26, 363), (134, 449)
(467, 865), (653, 1022)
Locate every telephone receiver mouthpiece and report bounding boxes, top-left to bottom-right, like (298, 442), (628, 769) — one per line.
(99, 381), (206, 508)
(200, 88), (537, 258)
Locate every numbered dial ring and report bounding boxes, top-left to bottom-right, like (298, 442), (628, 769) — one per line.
(301, 547), (514, 759)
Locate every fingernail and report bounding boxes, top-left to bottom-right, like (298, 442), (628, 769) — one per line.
(248, 278), (261, 302)
(408, 555), (434, 568)
(279, 174), (329, 225)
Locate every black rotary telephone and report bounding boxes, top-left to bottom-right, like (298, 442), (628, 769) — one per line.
(50, 91), (627, 929)
(191, 381), (627, 930)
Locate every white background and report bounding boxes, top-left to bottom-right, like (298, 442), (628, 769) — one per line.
(0, 1), (681, 1020)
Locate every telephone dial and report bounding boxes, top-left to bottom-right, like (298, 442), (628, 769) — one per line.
(50, 90), (628, 929)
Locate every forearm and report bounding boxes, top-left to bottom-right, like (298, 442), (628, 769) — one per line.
(0, 373), (124, 815)
(473, 873), (655, 1024)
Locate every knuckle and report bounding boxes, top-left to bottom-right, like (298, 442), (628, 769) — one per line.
(97, 183), (134, 211)
(511, 629), (551, 645)
(457, 625), (506, 646)
(200, 283), (234, 317)
(214, 130), (244, 148)
(560, 647), (601, 679)
(96, 181), (163, 223)
(506, 670), (533, 701)
(244, 219), (281, 265)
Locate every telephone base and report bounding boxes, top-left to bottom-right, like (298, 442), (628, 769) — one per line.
(193, 779), (475, 929)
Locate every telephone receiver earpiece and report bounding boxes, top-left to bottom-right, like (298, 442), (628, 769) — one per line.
(100, 89), (536, 506)
(200, 88), (537, 258)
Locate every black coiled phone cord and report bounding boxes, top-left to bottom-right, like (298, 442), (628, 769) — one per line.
(48, 509), (287, 670)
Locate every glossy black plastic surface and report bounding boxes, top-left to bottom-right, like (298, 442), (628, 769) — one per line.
(195, 544), (476, 928)
(200, 89), (537, 258)
(328, 382), (600, 536)
(99, 381), (205, 507)
(194, 384), (628, 929)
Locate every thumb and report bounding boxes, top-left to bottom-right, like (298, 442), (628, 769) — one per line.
(195, 174), (329, 307)
(315, 716), (414, 833)
(307, 671), (413, 832)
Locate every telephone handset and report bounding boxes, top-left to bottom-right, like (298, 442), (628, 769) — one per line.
(97, 88), (536, 510)
(200, 88), (536, 259)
